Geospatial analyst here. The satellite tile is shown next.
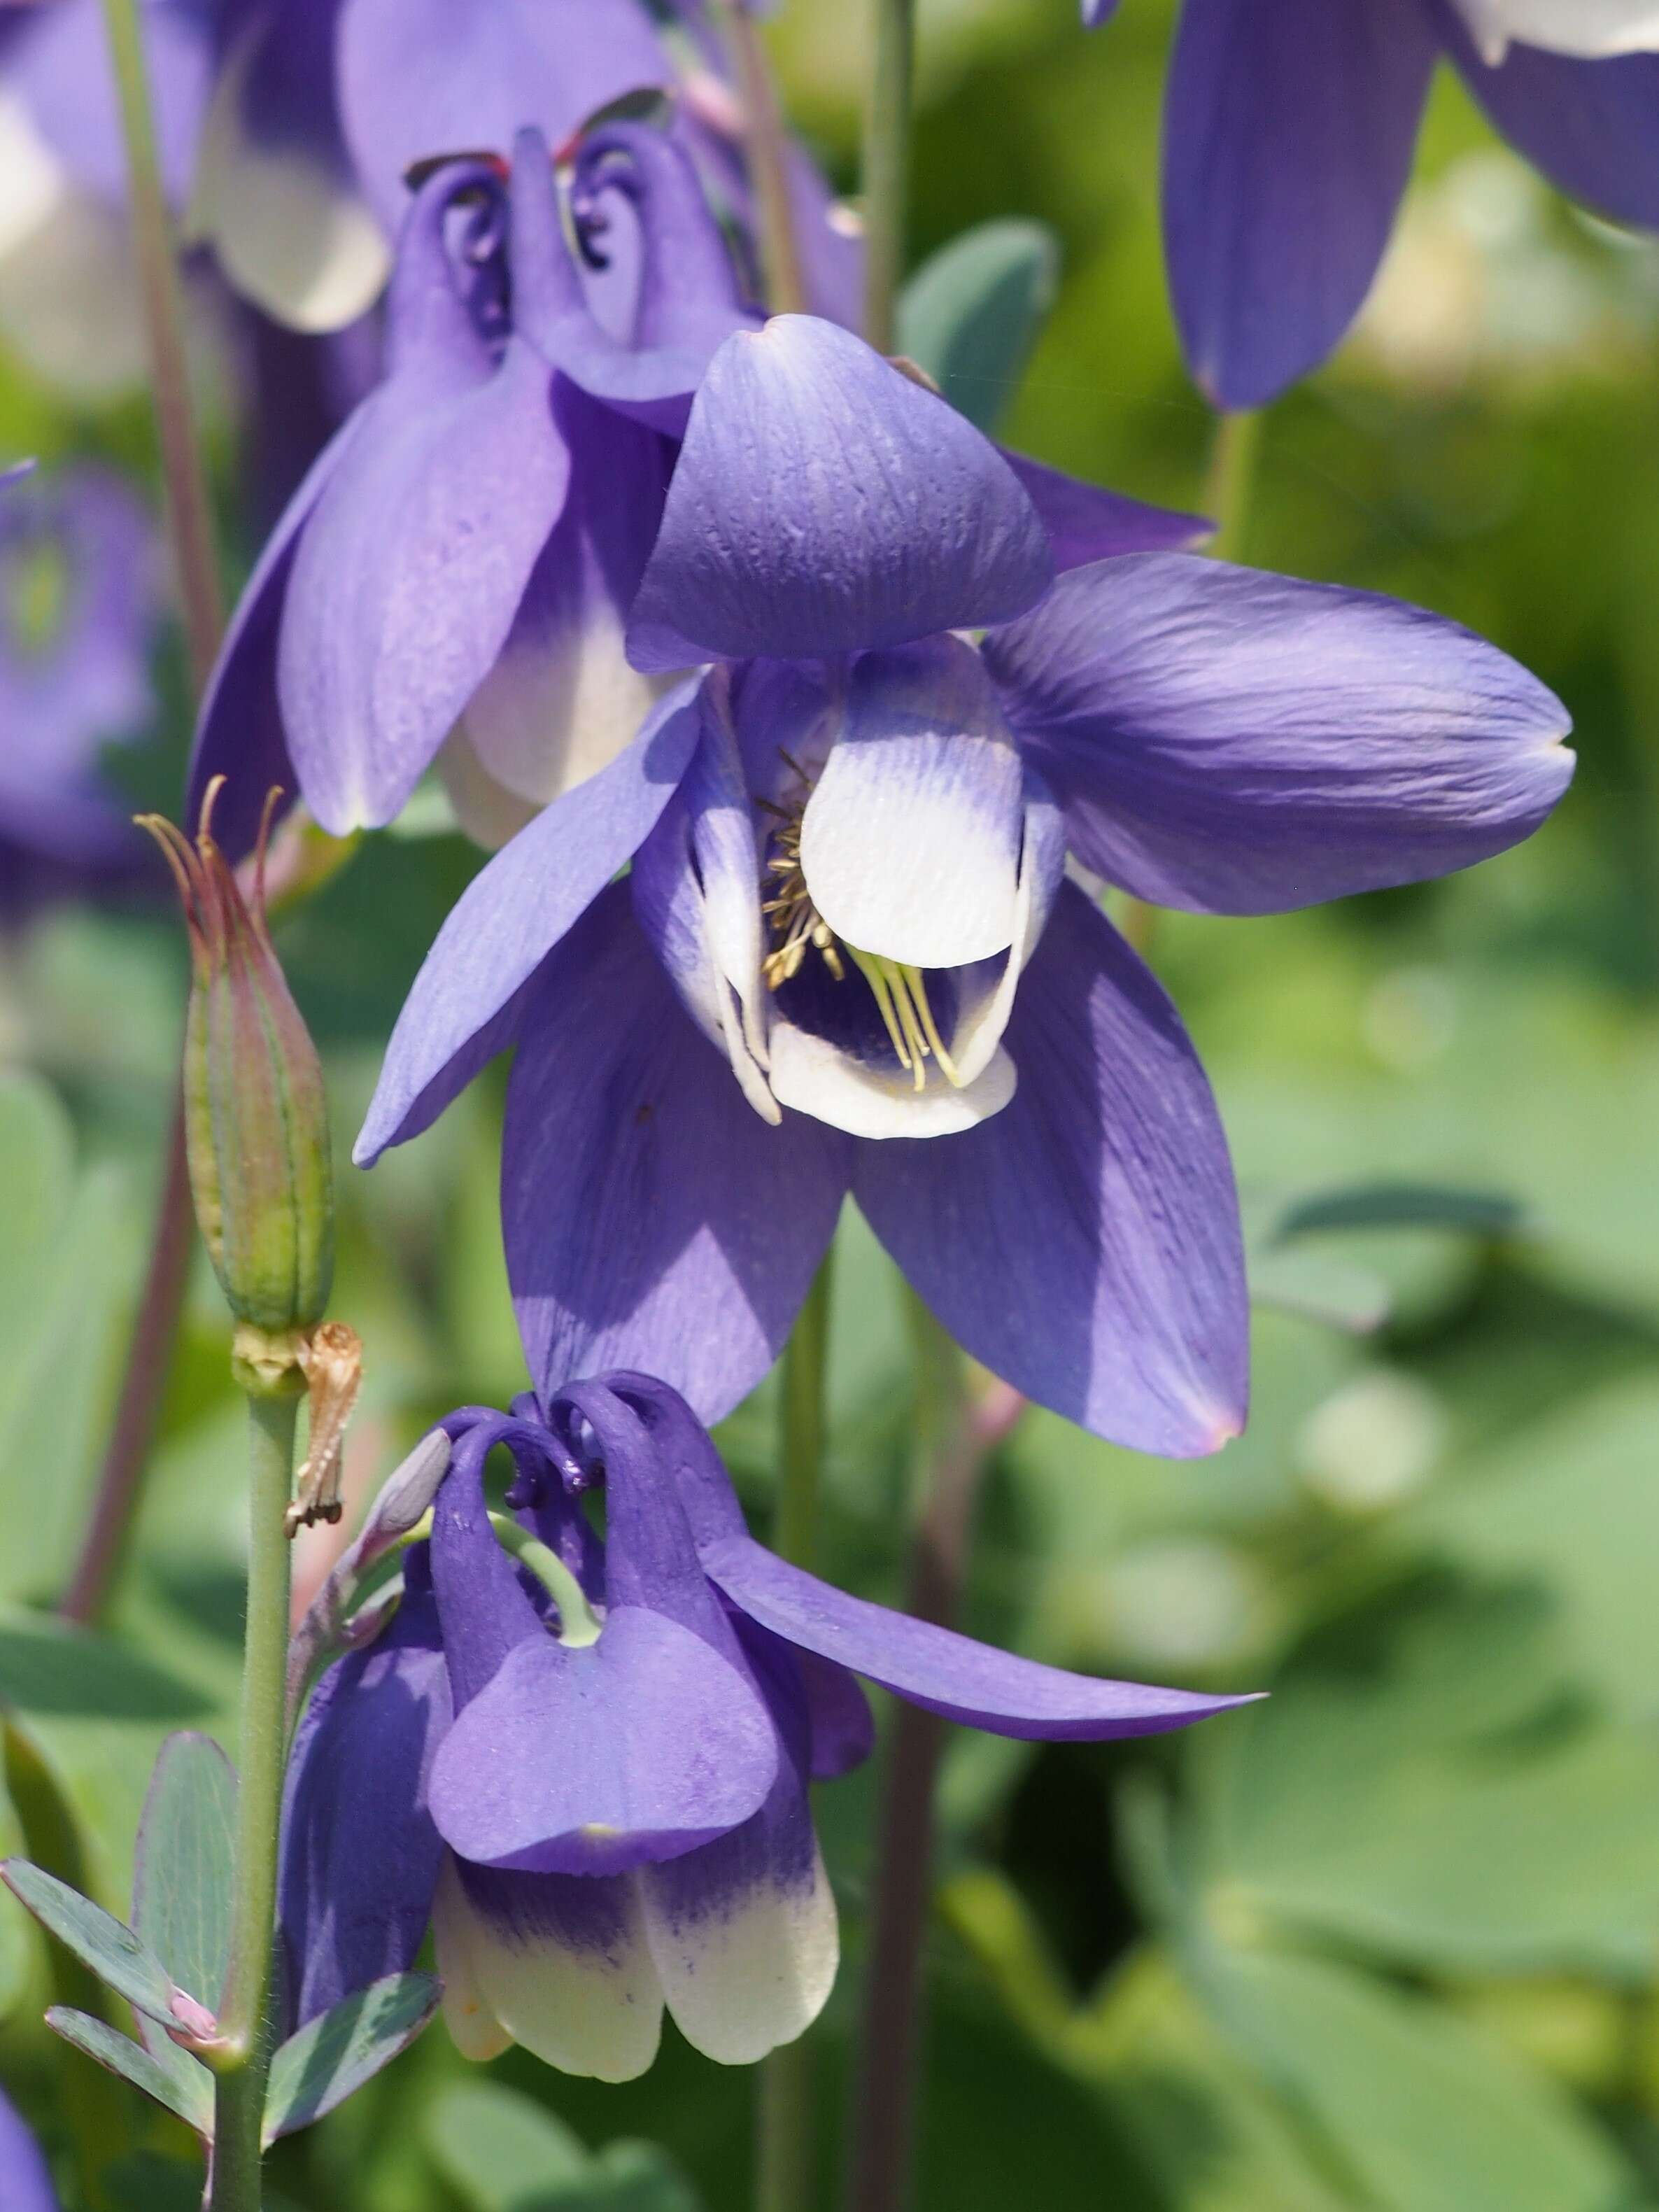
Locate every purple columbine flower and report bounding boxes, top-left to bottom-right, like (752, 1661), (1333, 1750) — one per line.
(189, 121), (756, 863)
(280, 1375), (1250, 2080)
(0, 2089), (57, 2212)
(356, 313), (1572, 1455)
(1, 462), (162, 913)
(1085, 0), (1659, 408)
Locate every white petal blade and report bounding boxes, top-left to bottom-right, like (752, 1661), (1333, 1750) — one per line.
(432, 1855), (513, 2062)
(768, 1020), (1015, 1139)
(641, 1839), (839, 2068)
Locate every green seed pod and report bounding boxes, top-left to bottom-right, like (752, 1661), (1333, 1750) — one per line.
(141, 782), (333, 1342)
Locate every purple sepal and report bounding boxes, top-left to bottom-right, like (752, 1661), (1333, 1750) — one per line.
(355, 682), (703, 1164)
(0, 2089), (58, 2212)
(1003, 449), (1210, 568)
(276, 163), (571, 833)
(626, 315), (1054, 670)
(1444, 27), (1659, 229)
(987, 554), (1575, 914)
(854, 885), (1249, 1456)
(277, 1554), (451, 2030)
(1162, 0), (1438, 408)
(503, 887), (852, 1423)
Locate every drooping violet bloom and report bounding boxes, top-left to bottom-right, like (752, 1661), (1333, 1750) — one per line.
(189, 121), (753, 862)
(358, 313), (1572, 1454)
(1089, 0), (1659, 407)
(1, 464), (163, 913)
(279, 1376), (1251, 2079)
(0, 2088), (57, 2212)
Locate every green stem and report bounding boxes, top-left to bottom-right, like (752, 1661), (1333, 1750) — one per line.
(209, 1388), (299, 2212)
(1204, 407), (1262, 568)
(716, 1), (807, 316)
(97, 0), (224, 694)
(754, 1252), (835, 2212)
(862, 0), (917, 351)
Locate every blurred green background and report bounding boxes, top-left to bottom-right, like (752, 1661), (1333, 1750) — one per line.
(6, 0), (1659, 2204)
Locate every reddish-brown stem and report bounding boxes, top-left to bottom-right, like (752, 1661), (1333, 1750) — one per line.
(59, 1097), (193, 1624)
(844, 1334), (1025, 2212)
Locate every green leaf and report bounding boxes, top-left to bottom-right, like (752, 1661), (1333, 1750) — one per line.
(45, 2006), (213, 2136)
(1269, 1181), (1530, 1244)
(1201, 1947), (1637, 2212)
(1187, 1572), (1659, 1978)
(1247, 1246), (1391, 1334)
(425, 2085), (704, 2211)
(896, 219), (1059, 432)
(1, 1859), (181, 2027)
(425, 2083), (591, 2209)
(262, 1971), (439, 2143)
(133, 1731), (236, 2020)
(101, 2154), (210, 2212)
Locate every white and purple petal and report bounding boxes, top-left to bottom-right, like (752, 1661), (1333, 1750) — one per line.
(854, 883), (1248, 1456)
(436, 1855), (665, 2083)
(1444, 27), (1659, 228)
(626, 315), (1053, 670)
(986, 554), (1574, 915)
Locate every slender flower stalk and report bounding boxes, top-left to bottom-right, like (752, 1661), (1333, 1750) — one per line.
(1204, 407), (1262, 566)
(863, 0), (917, 349)
(756, 1253), (835, 2212)
(209, 1388), (300, 2212)
(64, 0), (228, 1626)
(714, 1), (809, 316)
(846, 1301), (1026, 2212)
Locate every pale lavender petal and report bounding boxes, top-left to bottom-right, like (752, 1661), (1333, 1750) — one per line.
(503, 886), (852, 1423)
(278, 1560), (451, 2028)
(278, 334), (567, 831)
(626, 315), (1053, 670)
(428, 1610), (778, 1875)
(1004, 450), (1209, 568)
(7, 0), (211, 209)
(987, 555), (1574, 914)
(337, 0), (677, 237)
(190, 409), (361, 861)
(854, 883), (1248, 1456)
(1445, 27), (1659, 227)
(355, 682), (703, 1163)
(1164, 0), (1438, 407)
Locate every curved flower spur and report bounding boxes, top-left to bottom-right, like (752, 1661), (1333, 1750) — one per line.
(187, 117), (757, 864)
(278, 1376), (1253, 2083)
(360, 311), (1573, 1454)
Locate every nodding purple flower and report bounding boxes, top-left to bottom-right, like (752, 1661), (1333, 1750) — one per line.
(1, 463), (162, 914)
(279, 1376), (1251, 2080)
(1087, 0), (1659, 408)
(0, 2088), (57, 2212)
(189, 121), (756, 863)
(358, 313), (1572, 1455)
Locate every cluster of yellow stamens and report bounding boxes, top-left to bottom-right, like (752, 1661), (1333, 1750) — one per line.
(758, 759), (963, 1093)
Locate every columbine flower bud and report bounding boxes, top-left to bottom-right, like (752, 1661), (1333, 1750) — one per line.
(141, 781), (332, 1357)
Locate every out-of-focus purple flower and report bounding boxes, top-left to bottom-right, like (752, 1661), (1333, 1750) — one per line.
(280, 1377), (1250, 2078)
(0, 2088), (57, 2212)
(1, 462), (162, 912)
(1089, 0), (1659, 408)
(357, 314), (1572, 1453)
(189, 121), (753, 861)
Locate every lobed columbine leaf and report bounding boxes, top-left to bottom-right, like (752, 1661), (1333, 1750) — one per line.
(261, 1971), (441, 2143)
(44, 2008), (213, 2139)
(1, 1861), (211, 2037)
(132, 1733), (238, 2051)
